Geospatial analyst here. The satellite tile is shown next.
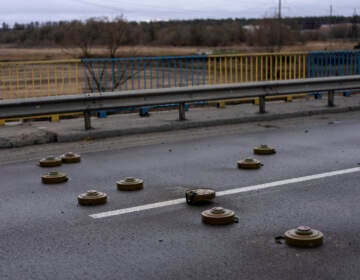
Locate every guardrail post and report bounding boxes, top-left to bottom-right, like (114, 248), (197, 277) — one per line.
(84, 110), (92, 130)
(328, 90), (335, 107)
(259, 96), (266, 113)
(179, 102), (186, 121)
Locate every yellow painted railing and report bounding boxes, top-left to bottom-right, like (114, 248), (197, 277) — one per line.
(0, 59), (83, 100)
(207, 52), (307, 84)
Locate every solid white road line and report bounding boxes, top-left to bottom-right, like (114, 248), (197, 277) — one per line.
(90, 167), (360, 219)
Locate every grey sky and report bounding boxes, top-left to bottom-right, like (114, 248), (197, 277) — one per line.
(1, 0), (359, 25)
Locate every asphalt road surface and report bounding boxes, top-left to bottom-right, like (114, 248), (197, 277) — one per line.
(0, 112), (360, 280)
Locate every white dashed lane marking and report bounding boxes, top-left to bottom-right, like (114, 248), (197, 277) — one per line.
(90, 167), (360, 219)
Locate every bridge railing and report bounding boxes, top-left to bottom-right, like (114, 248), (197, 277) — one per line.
(1, 51), (360, 101)
(82, 55), (208, 93)
(307, 50), (360, 78)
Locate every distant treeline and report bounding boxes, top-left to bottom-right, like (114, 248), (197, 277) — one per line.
(0, 16), (359, 56)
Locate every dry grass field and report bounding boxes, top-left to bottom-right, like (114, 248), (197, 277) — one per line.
(0, 46), (202, 62)
(0, 41), (357, 62)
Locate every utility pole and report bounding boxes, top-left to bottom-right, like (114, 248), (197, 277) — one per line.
(278, 0), (282, 19)
(276, 0), (282, 52)
(351, 8), (358, 40)
(330, 5), (333, 17)
(329, 3), (334, 28)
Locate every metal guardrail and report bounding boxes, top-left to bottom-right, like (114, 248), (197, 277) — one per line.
(1, 75), (359, 130)
(306, 51), (360, 98)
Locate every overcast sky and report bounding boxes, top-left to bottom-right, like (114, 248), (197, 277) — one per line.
(1, 0), (359, 25)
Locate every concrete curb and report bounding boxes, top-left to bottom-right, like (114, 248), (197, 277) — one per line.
(0, 127), (57, 148)
(1, 104), (359, 149)
(39, 105), (360, 144)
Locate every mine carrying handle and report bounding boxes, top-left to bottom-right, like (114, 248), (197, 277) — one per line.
(185, 191), (196, 205)
(275, 236), (285, 244)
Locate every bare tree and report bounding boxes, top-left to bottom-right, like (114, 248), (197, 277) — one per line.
(64, 18), (103, 58)
(79, 17), (139, 92)
(101, 17), (129, 58)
